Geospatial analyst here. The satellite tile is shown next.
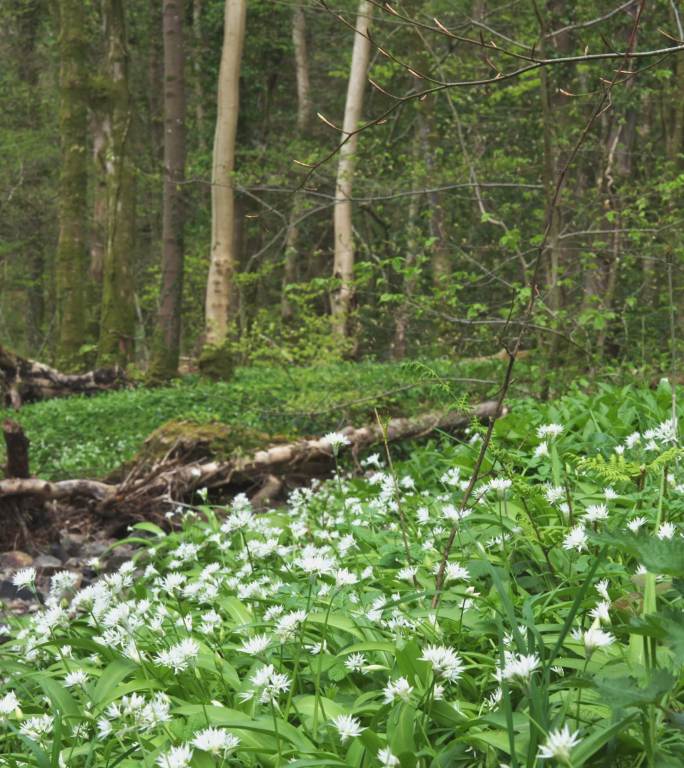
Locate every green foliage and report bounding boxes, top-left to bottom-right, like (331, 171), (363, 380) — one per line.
(3, 386), (684, 765)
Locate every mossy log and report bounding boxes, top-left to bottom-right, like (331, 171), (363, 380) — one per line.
(0, 400), (506, 518)
(0, 345), (127, 408)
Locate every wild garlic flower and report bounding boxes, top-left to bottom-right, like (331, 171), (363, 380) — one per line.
(562, 525), (588, 552)
(627, 516), (647, 533)
(12, 568), (36, 588)
(657, 522), (676, 540)
(191, 727), (240, 755)
(537, 724), (581, 762)
(488, 478), (512, 495)
(589, 600), (611, 624)
(324, 432), (351, 452)
(595, 578), (610, 600)
(378, 747), (400, 767)
(239, 664), (291, 704)
(397, 566), (418, 582)
(154, 638), (200, 673)
(19, 714), (54, 743)
(537, 423), (563, 439)
(331, 713), (364, 742)
(440, 468), (461, 486)
(275, 610), (307, 641)
(420, 645), (464, 682)
(438, 561), (470, 583)
(64, 669), (88, 688)
(0, 691), (19, 718)
(335, 568), (358, 587)
(584, 504), (608, 523)
(156, 744), (193, 768)
(237, 634), (271, 655)
(574, 625), (614, 654)
(344, 652), (367, 672)
(383, 676), (413, 704)
(533, 441), (549, 458)
(544, 485), (565, 505)
(500, 652), (540, 683)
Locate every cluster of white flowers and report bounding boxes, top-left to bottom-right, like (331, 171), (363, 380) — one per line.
(2, 409), (681, 768)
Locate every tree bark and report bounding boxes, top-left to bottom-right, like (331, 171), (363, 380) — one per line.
(55, 0), (89, 371)
(331, 0), (372, 343)
(392, 129), (422, 359)
(292, 1), (311, 134)
(0, 345), (126, 408)
(201, 0), (246, 371)
(150, 0), (187, 381)
(281, 0), (312, 322)
(98, 0), (136, 367)
(3, 421), (30, 479)
(0, 401), (506, 516)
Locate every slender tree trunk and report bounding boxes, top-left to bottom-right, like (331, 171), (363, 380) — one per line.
(98, 0), (136, 366)
(150, 0), (187, 380)
(392, 182), (421, 359)
(55, 0), (89, 370)
(281, 1), (311, 322)
(292, 1), (311, 134)
(331, 0), (372, 343)
(192, 0), (207, 151)
(416, 107), (450, 286)
(13, 0), (45, 352)
(201, 0), (246, 375)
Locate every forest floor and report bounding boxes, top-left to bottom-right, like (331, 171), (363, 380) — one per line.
(1, 371), (683, 766)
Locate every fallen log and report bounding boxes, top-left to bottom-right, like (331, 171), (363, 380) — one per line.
(0, 400), (506, 517)
(0, 345), (127, 408)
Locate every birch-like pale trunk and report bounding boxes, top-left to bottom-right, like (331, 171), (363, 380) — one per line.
(202, 0), (246, 363)
(331, 0), (372, 342)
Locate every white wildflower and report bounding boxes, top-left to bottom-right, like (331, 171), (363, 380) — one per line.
(383, 676), (413, 704)
(538, 725), (581, 762)
(563, 525), (588, 552)
(156, 744), (193, 768)
(192, 727), (240, 755)
(332, 713), (364, 742)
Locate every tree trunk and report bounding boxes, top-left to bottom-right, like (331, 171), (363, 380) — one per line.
(150, 0), (187, 381)
(98, 0), (136, 367)
(331, 0), (372, 343)
(192, 0), (208, 152)
(3, 421), (30, 479)
(417, 107), (450, 286)
(55, 0), (89, 371)
(392, 130), (422, 359)
(292, 1), (311, 134)
(201, 0), (246, 374)
(281, 0), (312, 322)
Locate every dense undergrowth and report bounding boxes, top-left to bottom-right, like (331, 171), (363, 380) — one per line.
(2, 380), (684, 765)
(0, 359), (508, 479)
(0, 357), (662, 480)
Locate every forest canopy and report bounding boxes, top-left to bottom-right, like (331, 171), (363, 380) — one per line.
(1, 0), (683, 384)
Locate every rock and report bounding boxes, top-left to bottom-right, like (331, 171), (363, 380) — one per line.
(0, 551), (33, 570)
(81, 539), (112, 559)
(33, 554), (62, 570)
(59, 531), (87, 557)
(0, 580), (34, 601)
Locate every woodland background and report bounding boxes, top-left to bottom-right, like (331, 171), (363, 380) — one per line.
(1, 0), (684, 389)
